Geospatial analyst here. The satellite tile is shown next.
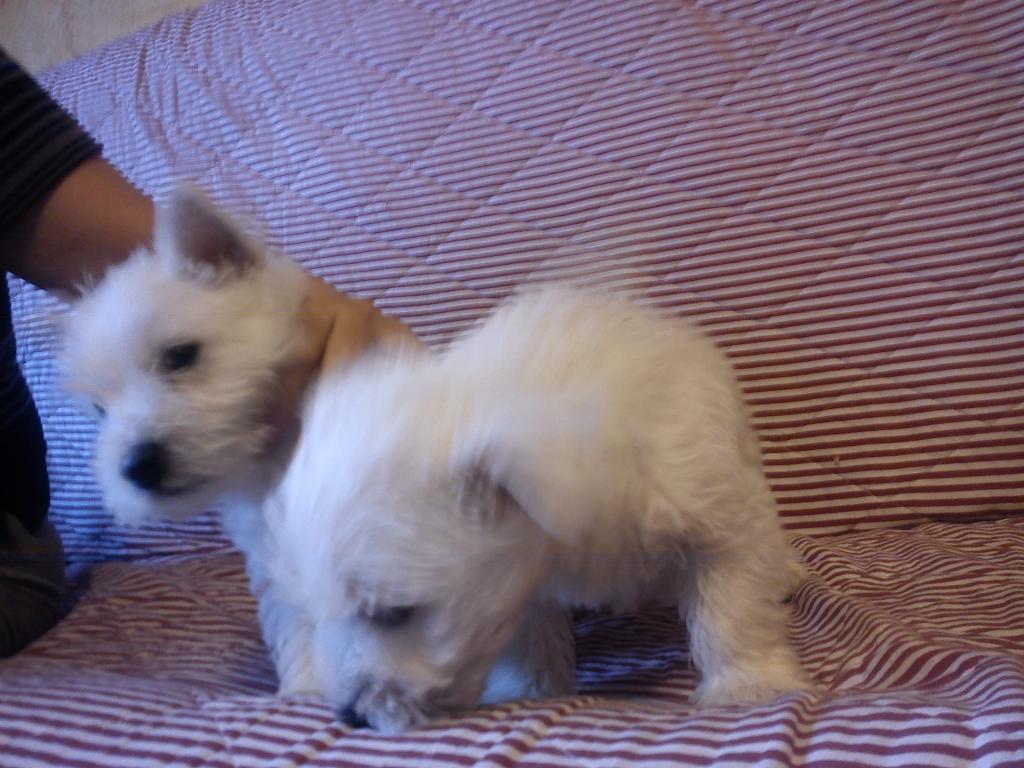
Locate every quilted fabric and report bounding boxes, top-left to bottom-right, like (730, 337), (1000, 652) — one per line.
(7, 1), (1024, 558)
(2, 518), (1023, 766)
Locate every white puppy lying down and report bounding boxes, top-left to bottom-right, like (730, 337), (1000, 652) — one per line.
(266, 287), (811, 734)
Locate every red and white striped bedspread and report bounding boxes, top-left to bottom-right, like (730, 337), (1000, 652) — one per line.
(2, 518), (1023, 766)
(3, 0), (1024, 765)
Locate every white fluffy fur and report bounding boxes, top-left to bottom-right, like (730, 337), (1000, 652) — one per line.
(64, 193), (810, 727)
(266, 287), (811, 734)
(61, 186), (320, 695)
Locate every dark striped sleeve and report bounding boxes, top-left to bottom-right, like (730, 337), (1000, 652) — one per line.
(0, 47), (101, 231)
(1, 48), (100, 535)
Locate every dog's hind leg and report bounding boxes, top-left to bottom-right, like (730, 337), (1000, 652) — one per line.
(678, 519), (811, 707)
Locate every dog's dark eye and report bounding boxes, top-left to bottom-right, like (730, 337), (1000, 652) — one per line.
(368, 605), (416, 629)
(93, 403), (106, 419)
(161, 341), (201, 372)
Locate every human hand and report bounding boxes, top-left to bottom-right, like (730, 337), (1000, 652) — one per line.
(263, 273), (422, 455)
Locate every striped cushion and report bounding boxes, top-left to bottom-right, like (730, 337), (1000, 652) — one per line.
(2, 518), (1022, 765)
(8, 0), (1023, 562)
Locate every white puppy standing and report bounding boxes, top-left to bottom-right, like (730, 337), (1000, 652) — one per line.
(60, 186), (416, 697)
(267, 287), (811, 734)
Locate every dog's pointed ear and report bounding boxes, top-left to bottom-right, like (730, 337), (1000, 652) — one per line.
(155, 184), (262, 282)
(452, 398), (605, 546)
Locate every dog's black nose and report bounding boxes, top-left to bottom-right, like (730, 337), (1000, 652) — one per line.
(121, 441), (169, 491)
(338, 704), (369, 729)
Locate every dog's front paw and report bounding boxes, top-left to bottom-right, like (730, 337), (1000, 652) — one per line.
(276, 658), (323, 697)
(482, 601), (576, 705)
(481, 641), (577, 704)
(693, 655), (813, 708)
(277, 679), (322, 697)
(530, 665), (577, 700)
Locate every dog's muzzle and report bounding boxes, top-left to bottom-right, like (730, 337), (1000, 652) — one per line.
(121, 441), (170, 492)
